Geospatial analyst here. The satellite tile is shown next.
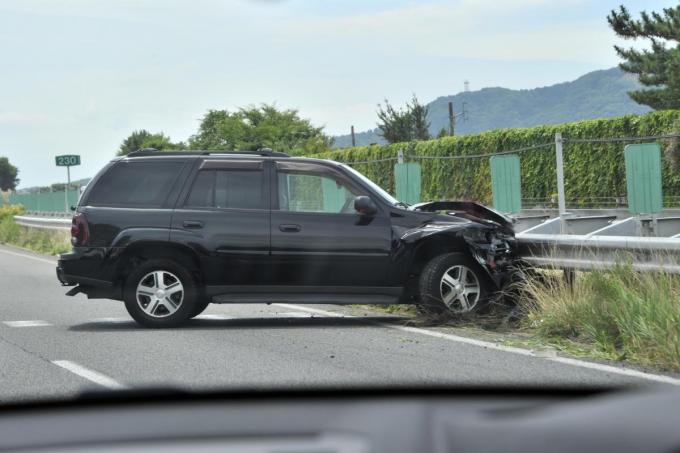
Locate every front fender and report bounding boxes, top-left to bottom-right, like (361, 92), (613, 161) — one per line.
(396, 222), (514, 289)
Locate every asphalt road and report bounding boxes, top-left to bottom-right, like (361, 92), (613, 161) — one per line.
(1, 244), (679, 403)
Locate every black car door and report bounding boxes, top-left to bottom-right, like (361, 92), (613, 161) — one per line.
(270, 160), (392, 288)
(170, 159), (270, 292)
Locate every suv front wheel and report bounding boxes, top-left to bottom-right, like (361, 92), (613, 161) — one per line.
(417, 252), (491, 316)
(123, 259), (199, 328)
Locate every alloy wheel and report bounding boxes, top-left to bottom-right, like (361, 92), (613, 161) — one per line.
(136, 270), (184, 318)
(439, 265), (481, 313)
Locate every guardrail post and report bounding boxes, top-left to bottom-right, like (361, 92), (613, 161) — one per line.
(555, 132), (566, 217)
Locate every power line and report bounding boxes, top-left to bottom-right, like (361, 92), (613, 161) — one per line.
(410, 142), (554, 160)
(563, 133), (680, 144)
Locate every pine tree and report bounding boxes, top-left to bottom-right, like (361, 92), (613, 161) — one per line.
(608, 5), (680, 109)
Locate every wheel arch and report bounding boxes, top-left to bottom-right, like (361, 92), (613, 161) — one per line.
(407, 232), (470, 278)
(113, 241), (203, 286)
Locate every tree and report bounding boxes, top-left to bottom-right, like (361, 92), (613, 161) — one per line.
(376, 95), (431, 144)
(118, 130), (152, 155)
(117, 130), (183, 155)
(188, 104), (333, 155)
(608, 5), (680, 109)
(139, 133), (184, 151)
(0, 157), (19, 191)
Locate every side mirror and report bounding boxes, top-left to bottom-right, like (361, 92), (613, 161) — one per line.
(354, 196), (377, 216)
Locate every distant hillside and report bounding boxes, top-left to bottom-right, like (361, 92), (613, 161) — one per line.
(332, 68), (650, 148)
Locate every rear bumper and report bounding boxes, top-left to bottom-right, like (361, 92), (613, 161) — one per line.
(57, 250), (121, 299)
(56, 265), (112, 288)
(55, 265), (73, 286)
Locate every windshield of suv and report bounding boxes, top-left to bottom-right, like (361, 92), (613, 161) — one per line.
(2, 0), (680, 409)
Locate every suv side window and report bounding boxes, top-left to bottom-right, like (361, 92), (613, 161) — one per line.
(185, 169), (265, 210)
(86, 161), (184, 208)
(277, 164), (362, 214)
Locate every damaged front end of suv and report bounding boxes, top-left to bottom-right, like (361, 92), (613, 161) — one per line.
(393, 200), (518, 311)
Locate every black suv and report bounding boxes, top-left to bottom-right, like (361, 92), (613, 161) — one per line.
(57, 149), (517, 327)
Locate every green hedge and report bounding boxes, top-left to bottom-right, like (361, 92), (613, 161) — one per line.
(312, 111), (680, 205)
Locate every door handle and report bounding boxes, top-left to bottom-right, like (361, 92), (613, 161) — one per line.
(183, 220), (204, 229)
(279, 224), (301, 233)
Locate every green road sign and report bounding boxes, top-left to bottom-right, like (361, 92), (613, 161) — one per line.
(55, 155), (80, 166)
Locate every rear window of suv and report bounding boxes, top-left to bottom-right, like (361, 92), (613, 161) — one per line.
(185, 169), (265, 210)
(85, 161), (184, 208)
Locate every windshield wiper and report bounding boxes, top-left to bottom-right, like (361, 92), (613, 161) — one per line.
(394, 201), (410, 209)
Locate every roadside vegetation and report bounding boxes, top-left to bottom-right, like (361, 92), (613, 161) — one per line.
(518, 266), (680, 372)
(370, 265), (680, 373)
(0, 205), (70, 256)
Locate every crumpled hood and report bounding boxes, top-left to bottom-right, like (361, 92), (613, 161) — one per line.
(408, 201), (514, 230)
(398, 220), (472, 243)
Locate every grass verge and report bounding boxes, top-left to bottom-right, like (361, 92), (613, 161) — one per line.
(364, 266), (680, 373)
(519, 266), (680, 372)
(0, 205), (71, 256)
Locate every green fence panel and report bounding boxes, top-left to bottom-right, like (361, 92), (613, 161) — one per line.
(394, 163), (421, 205)
(321, 177), (348, 212)
(8, 190), (79, 212)
(624, 143), (663, 215)
(490, 154), (521, 214)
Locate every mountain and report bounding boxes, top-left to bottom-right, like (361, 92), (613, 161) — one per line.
(332, 68), (651, 148)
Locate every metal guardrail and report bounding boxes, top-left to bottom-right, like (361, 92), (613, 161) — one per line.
(516, 213), (680, 273)
(14, 215), (71, 231)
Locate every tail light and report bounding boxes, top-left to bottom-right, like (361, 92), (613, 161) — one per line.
(71, 212), (90, 246)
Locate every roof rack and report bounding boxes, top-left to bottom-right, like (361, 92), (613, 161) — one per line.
(126, 148), (289, 158)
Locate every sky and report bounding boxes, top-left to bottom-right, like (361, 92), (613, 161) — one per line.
(0, 0), (674, 188)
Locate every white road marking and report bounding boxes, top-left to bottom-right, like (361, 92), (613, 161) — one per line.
(549, 356), (680, 385)
(52, 360), (128, 390)
(274, 303), (680, 386)
(3, 320), (52, 327)
(90, 317), (130, 323)
(274, 311), (316, 318)
(195, 314), (234, 320)
(274, 304), (346, 318)
(0, 248), (56, 265)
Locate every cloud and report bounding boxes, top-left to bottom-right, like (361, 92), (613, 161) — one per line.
(275, 0), (617, 64)
(0, 112), (50, 125)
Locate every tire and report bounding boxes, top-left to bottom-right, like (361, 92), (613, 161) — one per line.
(123, 259), (198, 328)
(189, 299), (210, 318)
(417, 252), (491, 316)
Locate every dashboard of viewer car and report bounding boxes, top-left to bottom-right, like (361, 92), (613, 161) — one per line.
(0, 386), (679, 452)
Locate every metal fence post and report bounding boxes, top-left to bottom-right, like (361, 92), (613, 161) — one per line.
(555, 132), (566, 216)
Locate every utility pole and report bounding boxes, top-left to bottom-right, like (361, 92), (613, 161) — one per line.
(448, 102), (470, 137)
(350, 125), (356, 147)
(555, 132), (566, 216)
(448, 102), (455, 136)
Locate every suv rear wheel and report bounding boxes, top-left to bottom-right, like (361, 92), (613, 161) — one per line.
(123, 259), (198, 328)
(417, 252), (490, 316)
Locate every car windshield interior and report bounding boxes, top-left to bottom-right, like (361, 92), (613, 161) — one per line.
(2, 1), (680, 451)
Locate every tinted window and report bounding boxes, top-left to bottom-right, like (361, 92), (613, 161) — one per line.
(185, 171), (214, 208)
(185, 169), (265, 210)
(86, 161), (183, 207)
